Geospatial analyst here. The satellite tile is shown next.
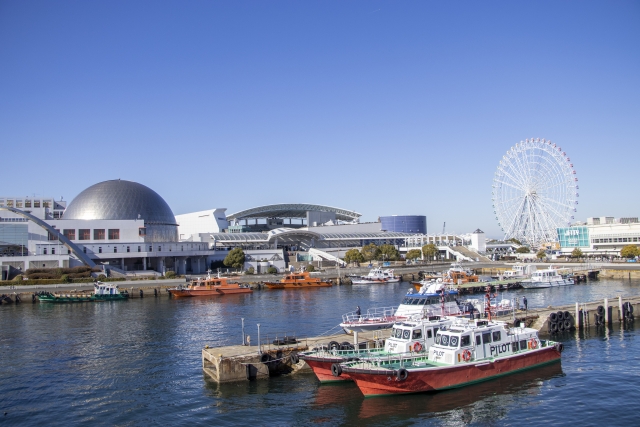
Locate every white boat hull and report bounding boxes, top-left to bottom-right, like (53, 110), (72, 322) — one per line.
(520, 278), (574, 289)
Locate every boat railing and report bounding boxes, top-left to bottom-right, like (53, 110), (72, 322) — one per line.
(342, 306), (397, 324)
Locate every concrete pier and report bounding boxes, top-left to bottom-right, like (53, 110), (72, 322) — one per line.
(202, 329), (390, 383)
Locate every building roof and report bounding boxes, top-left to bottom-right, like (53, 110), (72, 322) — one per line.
(63, 180), (177, 225)
(226, 204), (361, 222)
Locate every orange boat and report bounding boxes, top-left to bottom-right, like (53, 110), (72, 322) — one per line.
(168, 272), (253, 297)
(264, 271), (332, 289)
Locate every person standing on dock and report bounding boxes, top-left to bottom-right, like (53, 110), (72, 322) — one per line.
(523, 296), (528, 310)
(356, 306), (361, 319)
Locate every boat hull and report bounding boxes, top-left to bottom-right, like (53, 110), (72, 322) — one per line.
(301, 357), (353, 382)
(38, 294), (128, 303)
(346, 346), (561, 397)
(169, 287), (252, 297)
(264, 282), (332, 289)
(520, 279), (574, 289)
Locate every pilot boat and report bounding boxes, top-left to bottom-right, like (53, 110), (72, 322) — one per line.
(168, 272), (253, 297)
(263, 271), (332, 289)
(38, 281), (129, 302)
(339, 318), (563, 396)
(299, 316), (454, 383)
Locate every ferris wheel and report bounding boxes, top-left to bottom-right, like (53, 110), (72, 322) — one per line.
(492, 138), (579, 247)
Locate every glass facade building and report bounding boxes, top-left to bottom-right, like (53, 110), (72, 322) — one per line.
(557, 226), (590, 248)
(380, 215), (426, 234)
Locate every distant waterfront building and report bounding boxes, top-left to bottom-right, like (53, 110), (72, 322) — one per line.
(557, 216), (640, 256)
(380, 215), (426, 234)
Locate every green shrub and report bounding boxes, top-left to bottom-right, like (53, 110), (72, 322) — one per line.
(246, 267), (255, 275)
(266, 266), (277, 274)
(165, 271), (177, 279)
(306, 265), (315, 272)
(97, 274), (107, 281)
(60, 274), (71, 283)
(12, 274), (23, 282)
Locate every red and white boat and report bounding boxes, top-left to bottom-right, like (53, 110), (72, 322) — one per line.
(168, 271), (253, 297)
(299, 316), (454, 383)
(339, 318), (563, 397)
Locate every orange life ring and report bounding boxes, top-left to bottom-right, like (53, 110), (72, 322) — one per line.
(529, 339), (538, 349)
(413, 342), (423, 352)
(462, 349), (472, 362)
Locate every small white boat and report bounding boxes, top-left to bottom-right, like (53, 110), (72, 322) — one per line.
(351, 268), (400, 284)
(521, 267), (574, 289)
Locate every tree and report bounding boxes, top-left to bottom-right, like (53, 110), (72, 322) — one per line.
(422, 244), (438, 261)
(361, 243), (380, 262)
(406, 249), (422, 261)
(306, 264), (315, 272)
(266, 266), (278, 274)
(515, 246), (530, 254)
(536, 249), (547, 259)
(223, 248), (245, 269)
(507, 238), (522, 245)
(620, 245), (640, 259)
(344, 249), (365, 264)
(571, 248), (583, 258)
(379, 244), (400, 261)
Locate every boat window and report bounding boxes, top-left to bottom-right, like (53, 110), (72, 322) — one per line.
(440, 334), (449, 346)
(403, 330), (410, 340)
(520, 340), (527, 350)
(482, 332), (491, 344)
(492, 331), (501, 342)
(435, 334), (441, 345)
(412, 299), (421, 305)
(449, 336), (459, 347)
(476, 335), (481, 345)
(402, 298), (410, 304)
(391, 328), (397, 337)
(427, 329), (432, 339)
(395, 329), (402, 339)
(412, 329), (422, 339)
(512, 342), (519, 352)
(461, 335), (471, 347)
(433, 327), (439, 336)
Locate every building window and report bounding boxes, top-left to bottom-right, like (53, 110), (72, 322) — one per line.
(43, 201), (50, 208)
(79, 229), (90, 240)
(139, 228), (146, 236)
(16, 201), (23, 208)
(34, 200), (40, 208)
(25, 200), (31, 208)
(43, 248), (47, 254)
(47, 230), (59, 241)
(114, 247), (117, 253)
(138, 246), (141, 252)
(63, 229), (76, 240)
(52, 247), (55, 255)
(127, 246), (130, 253)
(108, 229), (120, 240)
(98, 247), (102, 253)
(158, 246), (161, 252)
(149, 245), (152, 252)
(94, 229), (105, 240)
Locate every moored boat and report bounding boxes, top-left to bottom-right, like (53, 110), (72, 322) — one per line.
(520, 267), (574, 289)
(339, 318), (563, 396)
(168, 272), (253, 297)
(351, 268), (401, 285)
(300, 316), (454, 383)
(38, 281), (129, 303)
(264, 271), (332, 289)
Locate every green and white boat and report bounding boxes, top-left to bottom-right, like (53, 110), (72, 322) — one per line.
(38, 282), (129, 303)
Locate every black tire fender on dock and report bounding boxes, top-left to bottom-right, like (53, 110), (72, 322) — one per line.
(396, 368), (408, 381)
(290, 353), (299, 364)
(260, 353), (272, 364)
(331, 363), (342, 377)
(555, 343), (564, 353)
(597, 305), (605, 315)
(563, 311), (571, 321)
(328, 341), (340, 350)
(557, 322), (565, 332)
(564, 319), (572, 329)
(549, 312), (558, 323)
(556, 311), (564, 321)
(550, 322), (558, 333)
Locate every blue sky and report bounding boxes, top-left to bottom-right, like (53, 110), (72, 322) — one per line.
(1, 1), (638, 238)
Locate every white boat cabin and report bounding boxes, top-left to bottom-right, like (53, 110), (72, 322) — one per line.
(429, 319), (540, 365)
(93, 282), (121, 295)
(385, 317), (453, 354)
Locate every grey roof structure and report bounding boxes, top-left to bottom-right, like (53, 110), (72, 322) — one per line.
(209, 228), (416, 244)
(63, 180), (177, 225)
(226, 204), (361, 222)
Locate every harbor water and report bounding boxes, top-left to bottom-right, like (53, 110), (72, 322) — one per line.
(1, 278), (639, 426)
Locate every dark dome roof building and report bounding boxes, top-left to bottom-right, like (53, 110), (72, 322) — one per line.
(63, 179), (178, 242)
